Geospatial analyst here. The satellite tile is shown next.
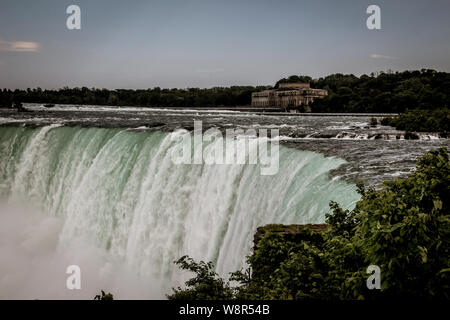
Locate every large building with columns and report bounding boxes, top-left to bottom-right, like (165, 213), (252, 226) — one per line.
(251, 83), (327, 112)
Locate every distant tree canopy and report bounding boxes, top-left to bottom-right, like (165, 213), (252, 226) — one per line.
(1, 69), (450, 112)
(0, 86), (265, 109)
(309, 69), (450, 113)
(275, 75), (313, 88)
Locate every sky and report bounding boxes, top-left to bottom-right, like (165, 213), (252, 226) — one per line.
(1, 0), (450, 89)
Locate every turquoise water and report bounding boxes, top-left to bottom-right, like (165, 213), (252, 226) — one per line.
(0, 125), (359, 298)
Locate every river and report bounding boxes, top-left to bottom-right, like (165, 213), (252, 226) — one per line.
(0, 104), (448, 299)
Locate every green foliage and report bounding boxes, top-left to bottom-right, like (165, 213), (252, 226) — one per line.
(353, 147), (450, 298)
(167, 256), (233, 300)
(0, 86), (263, 108)
(94, 290), (114, 300)
(275, 75), (312, 88)
(3, 69), (449, 112)
(244, 227), (327, 299)
(309, 69), (450, 113)
(169, 148), (450, 300)
(325, 201), (359, 238)
(381, 108), (450, 136)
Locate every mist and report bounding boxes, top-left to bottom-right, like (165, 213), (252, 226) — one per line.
(0, 203), (159, 299)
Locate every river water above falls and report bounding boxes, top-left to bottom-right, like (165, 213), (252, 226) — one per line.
(0, 104), (448, 299)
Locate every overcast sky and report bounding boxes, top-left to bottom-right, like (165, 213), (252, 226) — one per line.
(1, 0), (450, 89)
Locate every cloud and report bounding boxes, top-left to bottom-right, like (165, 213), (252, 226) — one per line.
(0, 40), (40, 52)
(370, 54), (396, 60)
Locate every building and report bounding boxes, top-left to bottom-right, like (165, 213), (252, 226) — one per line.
(251, 83), (327, 112)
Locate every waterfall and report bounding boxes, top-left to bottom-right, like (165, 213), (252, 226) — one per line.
(0, 125), (359, 298)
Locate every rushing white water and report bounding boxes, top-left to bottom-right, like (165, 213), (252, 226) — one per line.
(0, 125), (359, 299)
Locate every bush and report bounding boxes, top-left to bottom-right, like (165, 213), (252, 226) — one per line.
(167, 256), (233, 300)
(353, 147), (450, 298)
(370, 117), (378, 127)
(94, 290), (114, 300)
(381, 109), (450, 135)
(169, 148), (450, 300)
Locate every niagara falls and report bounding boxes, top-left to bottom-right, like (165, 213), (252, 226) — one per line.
(1, 0), (449, 311)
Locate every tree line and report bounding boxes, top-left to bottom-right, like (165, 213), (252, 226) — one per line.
(1, 69), (450, 112)
(0, 86), (265, 108)
(282, 69), (450, 113)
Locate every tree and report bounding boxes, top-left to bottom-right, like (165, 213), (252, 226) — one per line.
(167, 256), (233, 300)
(94, 290), (114, 300)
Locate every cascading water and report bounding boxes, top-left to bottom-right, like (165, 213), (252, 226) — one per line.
(0, 125), (360, 299)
